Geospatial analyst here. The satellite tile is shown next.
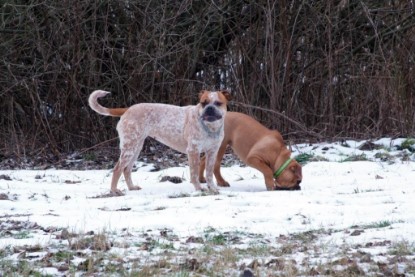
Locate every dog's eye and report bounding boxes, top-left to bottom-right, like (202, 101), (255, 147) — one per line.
(214, 101), (222, 107)
(201, 101), (208, 107)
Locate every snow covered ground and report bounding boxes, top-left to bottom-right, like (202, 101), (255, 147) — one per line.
(1, 138), (414, 276)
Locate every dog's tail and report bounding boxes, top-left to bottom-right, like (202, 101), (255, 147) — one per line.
(88, 90), (128, 117)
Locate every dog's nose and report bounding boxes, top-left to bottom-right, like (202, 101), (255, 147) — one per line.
(205, 106), (215, 114)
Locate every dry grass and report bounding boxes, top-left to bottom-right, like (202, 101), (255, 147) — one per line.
(0, 223), (414, 276)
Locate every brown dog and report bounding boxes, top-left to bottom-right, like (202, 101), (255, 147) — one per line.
(89, 90), (231, 195)
(199, 112), (302, 190)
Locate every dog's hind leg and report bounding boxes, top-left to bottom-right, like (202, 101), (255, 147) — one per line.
(111, 132), (144, 195)
(110, 160), (125, 195)
(122, 141), (143, 192)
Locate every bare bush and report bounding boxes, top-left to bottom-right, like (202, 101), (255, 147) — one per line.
(1, 0), (414, 159)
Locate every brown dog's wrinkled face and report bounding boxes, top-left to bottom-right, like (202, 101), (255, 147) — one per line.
(274, 160), (303, 190)
(198, 90), (231, 132)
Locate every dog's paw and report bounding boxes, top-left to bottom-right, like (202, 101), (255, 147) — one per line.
(193, 184), (204, 191)
(207, 186), (219, 194)
(128, 185), (142, 191)
(217, 181), (230, 187)
(191, 188), (219, 196)
(110, 189), (125, 196)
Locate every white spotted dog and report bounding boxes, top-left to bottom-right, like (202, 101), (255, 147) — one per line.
(88, 90), (231, 195)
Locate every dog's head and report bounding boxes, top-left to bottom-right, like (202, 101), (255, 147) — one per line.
(273, 156), (302, 191)
(198, 90), (231, 133)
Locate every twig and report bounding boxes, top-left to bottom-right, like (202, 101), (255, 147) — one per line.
(231, 102), (323, 139)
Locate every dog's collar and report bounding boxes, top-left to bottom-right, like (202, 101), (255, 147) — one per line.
(273, 157), (294, 178)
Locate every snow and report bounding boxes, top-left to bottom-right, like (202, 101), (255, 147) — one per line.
(1, 138), (415, 249)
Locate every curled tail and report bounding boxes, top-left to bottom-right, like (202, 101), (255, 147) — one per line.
(88, 90), (128, 117)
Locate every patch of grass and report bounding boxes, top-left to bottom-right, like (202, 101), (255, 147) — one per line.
(197, 190), (219, 196)
(351, 187), (383, 194)
(83, 152), (97, 161)
(397, 151), (411, 162)
(374, 152), (393, 162)
(296, 153), (329, 163)
(388, 240), (414, 256)
(341, 153), (368, 162)
(0, 246), (12, 259)
(294, 153), (314, 165)
(168, 192), (190, 199)
(353, 220), (393, 230)
(158, 240), (175, 250)
(218, 246), (239, 264)
(76, 255), (101, 273)
(100, 254), (133, 275)
(313, 155), (329, 162)
(327, 260), (366, 276)
(342, 187), (386, 195)
(3, 225), (415, 276)
(14, 230), (33, 239)
(365, 188), (384, 193)
(69, 233), (111, 251)
(200, 244), (215, 255)
(291, 230), (319, 244)
(0, 259), (38, 276)
(159, 176), (183, 184)
(54, 250), (74, 262)
(399, 138), (415, 152)
(370, 221), (393, 229)
(138, 238), (175, 252)
(172, 271), (191, 277)
(209, 234), (227, 245)
(243, 243), (270, 256)
(168, 191), (219, 198)
(203, 228), (227, 245)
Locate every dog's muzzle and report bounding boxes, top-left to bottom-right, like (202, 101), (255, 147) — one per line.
(201, 106), (223, 122)
(274, 181), (302, 191)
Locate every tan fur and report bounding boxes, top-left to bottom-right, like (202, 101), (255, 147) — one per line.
(199, 112), (302, 191)
(89, 89), (231, 195)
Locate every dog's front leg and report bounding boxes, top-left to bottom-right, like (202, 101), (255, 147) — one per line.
(205, 149), (219, 193)
(187, 150), (203, 191)
(246, 156), (275, 191)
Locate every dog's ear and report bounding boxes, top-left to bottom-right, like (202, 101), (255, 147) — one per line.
(198, 90), (208, 100)
(293, 163), (302, 179)
(220, 90), (232, 101)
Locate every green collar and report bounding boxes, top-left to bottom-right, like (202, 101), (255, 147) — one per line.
(273, 157), (294, 178)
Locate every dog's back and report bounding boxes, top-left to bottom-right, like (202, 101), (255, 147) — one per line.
(118, 103), (193, 153)
(224, 112), (276, 160)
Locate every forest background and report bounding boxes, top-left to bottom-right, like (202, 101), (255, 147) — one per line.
(1, 0), (414, 159)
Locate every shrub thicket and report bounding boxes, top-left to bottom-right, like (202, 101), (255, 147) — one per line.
(1, 0), (414, 157)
